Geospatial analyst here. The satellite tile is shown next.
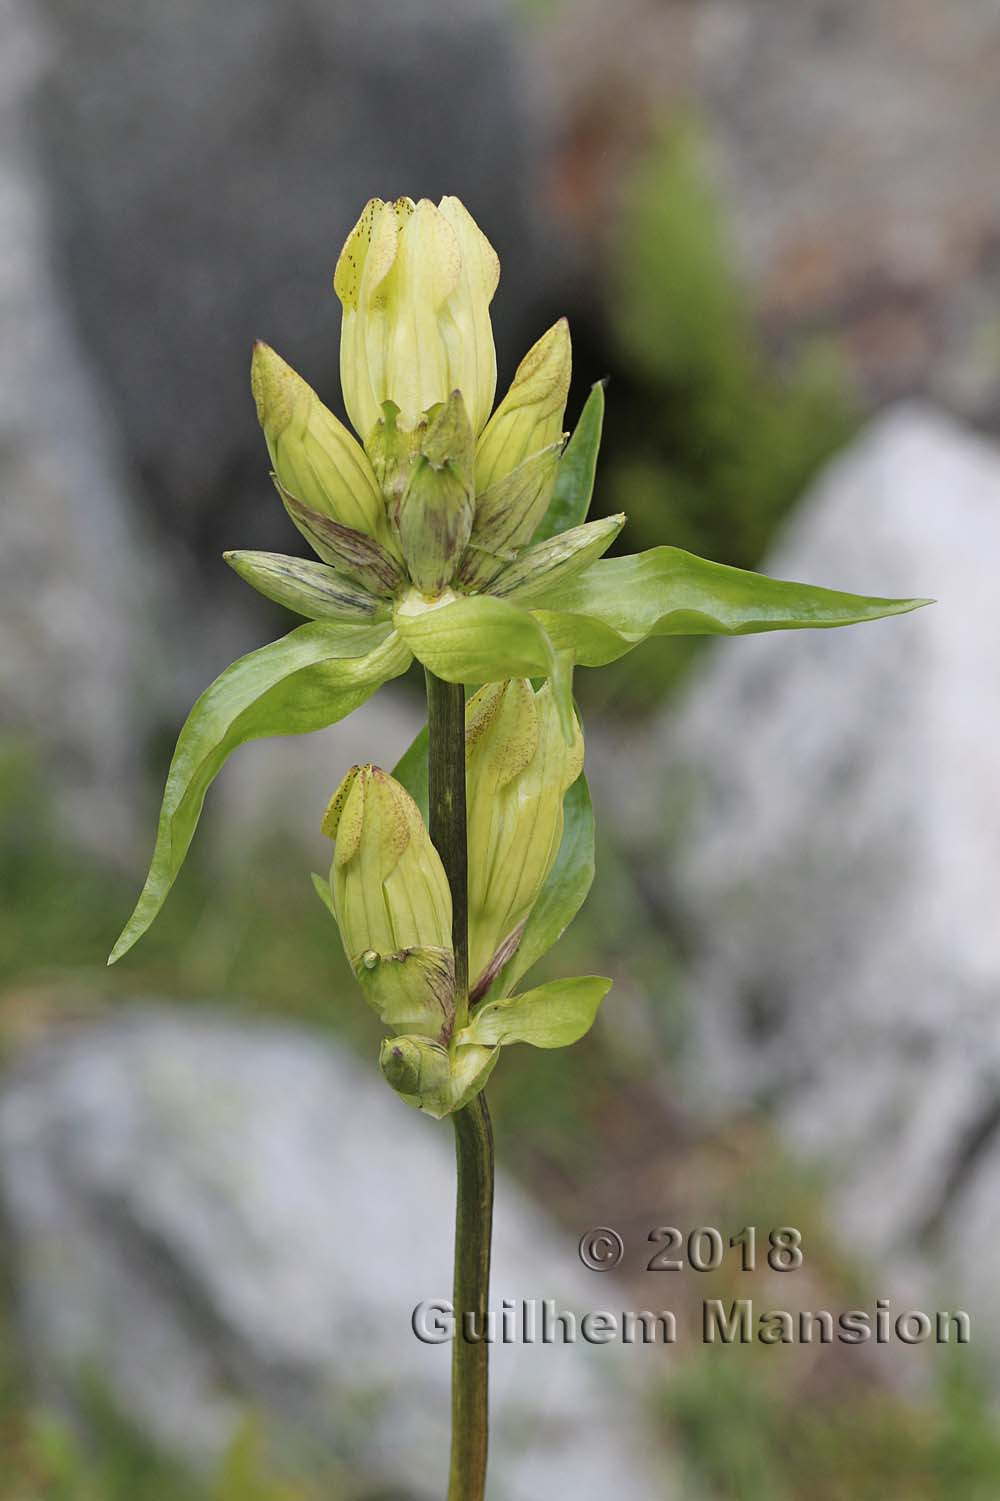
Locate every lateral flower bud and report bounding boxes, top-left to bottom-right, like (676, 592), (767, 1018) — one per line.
(334, 196), (499, 442)
(395, 391), (476, 596)
(474, 320), (571, 496)
(465, 679), (584, 995)
(458, 443), (562, 590)
(223, 550), (383, 622)
(323, 765), (454, 1036)
(380, 1035), (450, 1103)
(379, 1035), (498, 1119)
(486, 514), (626, 602)
(251, 342), (395, 552)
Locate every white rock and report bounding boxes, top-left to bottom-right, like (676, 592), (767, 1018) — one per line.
(0, 0), (157, 857)
(0, 1007), (665, 1497)
(642, 404), (1000, 1341)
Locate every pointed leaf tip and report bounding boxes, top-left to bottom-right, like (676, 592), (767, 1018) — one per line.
(531, 378), (606, 544)
(534, 548), (935, 667)
(108, 621), (411, 963)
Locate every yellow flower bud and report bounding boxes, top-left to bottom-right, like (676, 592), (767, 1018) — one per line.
(474, 320), (571, 496)
(465, 679), (584, 995)
(251, 342), (393, 549)
(334, 196), (499, 443)
(323, 765), (454, 1035)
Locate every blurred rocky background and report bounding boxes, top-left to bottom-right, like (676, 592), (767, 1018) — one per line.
(1, 0), (998, 1496)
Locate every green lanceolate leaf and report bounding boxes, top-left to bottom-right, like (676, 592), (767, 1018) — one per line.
(108, 621), (412, 964)
(311, 871), (336, 916)
(491, 771), (596, 998)
(392, 724), (430, 822)
(458, 975), (611, 1049)
(534, 547), (933, 666)
(394, 594), (575, 740)
(531, 380), (605, 544)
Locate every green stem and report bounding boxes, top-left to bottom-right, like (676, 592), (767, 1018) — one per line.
(425, 670), (493, 1501)
(426, 670), (470, 1027)
(448, 1094), (494, 1500)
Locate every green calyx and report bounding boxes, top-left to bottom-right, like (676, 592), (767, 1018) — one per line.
(237, 339), (615, 624)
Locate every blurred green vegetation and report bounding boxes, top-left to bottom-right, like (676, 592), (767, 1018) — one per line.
(667, 1352), (1000, 1501)
(0, 1372), (360, 1501)
(589, 123), (858, 711)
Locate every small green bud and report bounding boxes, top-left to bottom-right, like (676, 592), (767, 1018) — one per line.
(379, 1035), (499, 1119)
(380, 1035), (450, 1103)
(465, 680), (584, 995)
(486, 514), (625, 602)
(458, 443), (562, 590)
(366, 400), (421, 513)
(251, 342), (397, 553)
(276, 481), (405, 597)
(223, 550), (383, 622)
(394, 391), (476, 596)
(323, 765), (455, 1034)
(474, 320), (571, 495)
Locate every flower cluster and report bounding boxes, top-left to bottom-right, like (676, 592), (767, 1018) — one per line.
(321, 682), (606, 1118)
(109, 191), (927, 1116)
(232, 196), (623, 655)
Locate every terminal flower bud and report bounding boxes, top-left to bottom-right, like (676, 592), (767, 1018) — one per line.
(474, 320), (571, 496)
(394, 391), (476, 596)
(251, 342), (393, 550)
(487, 514), (625, 602)
(323, 765), (454, 1036)
(223, 550), (384, 622)
(334, 196), (499, 442)
(465, 679), (584, 994)
(379, 1035), (499, 1119)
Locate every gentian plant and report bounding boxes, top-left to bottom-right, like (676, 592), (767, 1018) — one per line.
(110, 196), (928, 1499)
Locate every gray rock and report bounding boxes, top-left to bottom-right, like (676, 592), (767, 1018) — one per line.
(0, 1007), (665, 1497)
(0, 0), (159, 857)
(32, 0), (551, 554)
(626, 405), (1000, 1342)
(1, 0), (553, 868)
